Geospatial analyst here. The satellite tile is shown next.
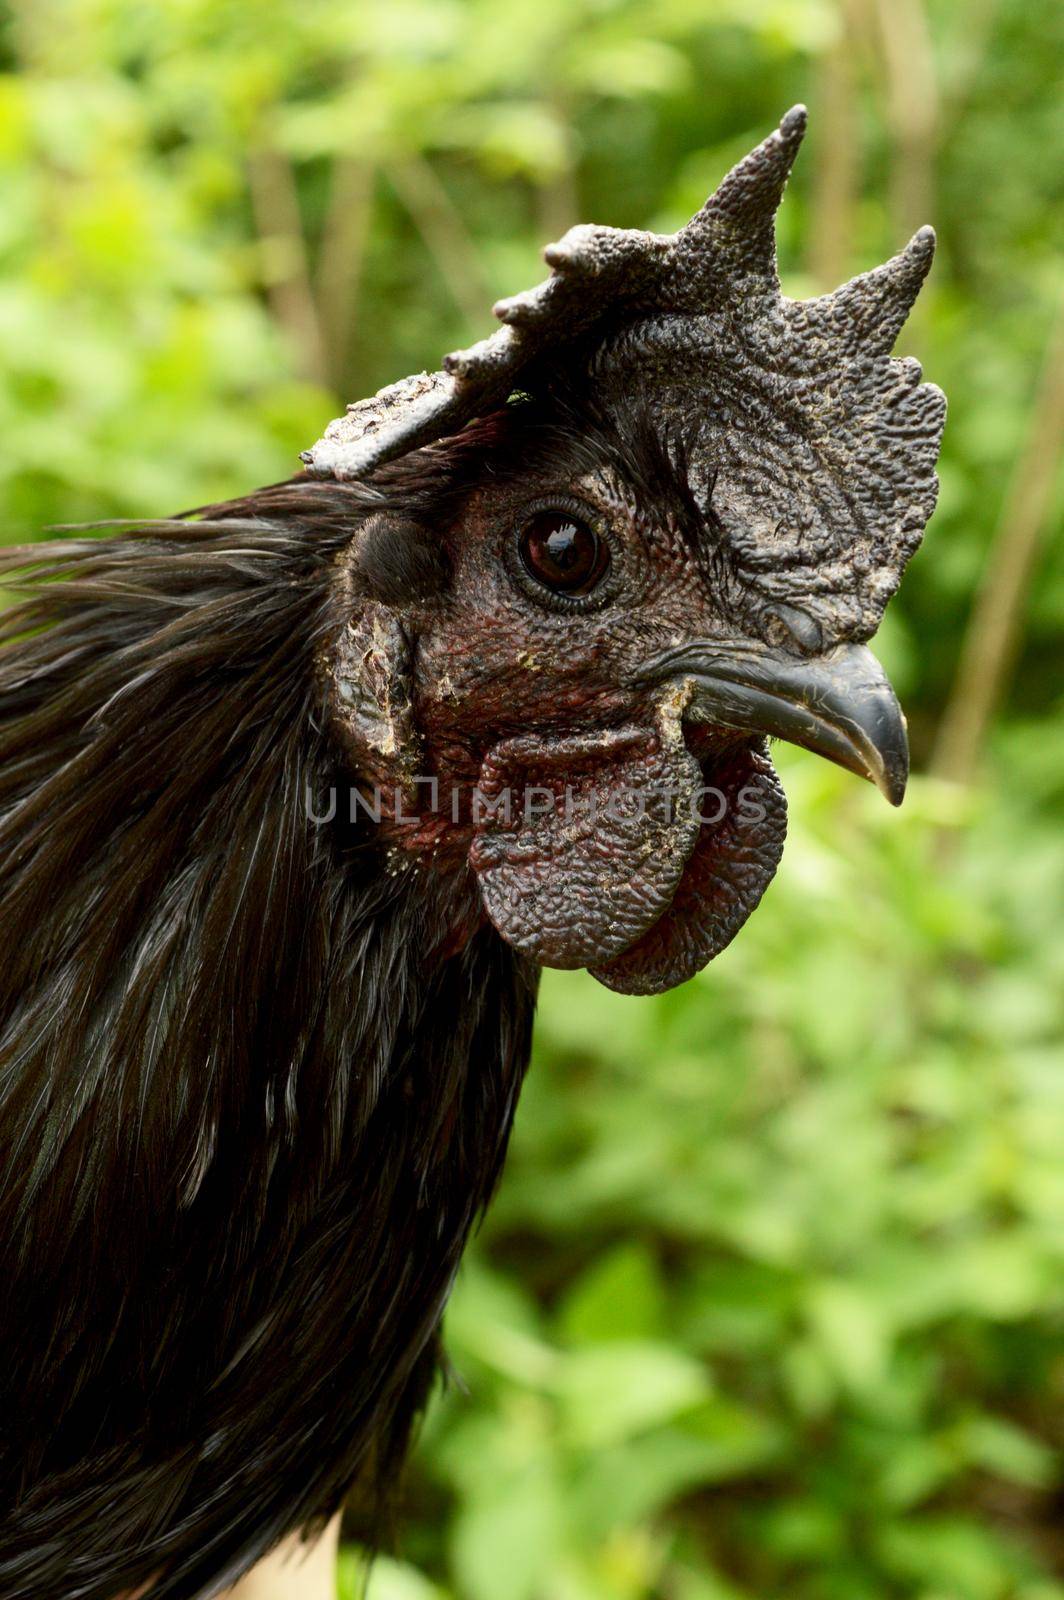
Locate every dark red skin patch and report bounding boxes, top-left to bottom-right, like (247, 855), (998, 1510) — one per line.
(591, 741), (787, 995)
(348, 670), (787, 988)
(328, 475), (791, 989)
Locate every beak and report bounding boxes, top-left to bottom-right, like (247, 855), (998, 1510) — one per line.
(643, 640), (909, 805)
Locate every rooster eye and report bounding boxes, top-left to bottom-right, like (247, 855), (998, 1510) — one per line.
(518, 510), (610, 597)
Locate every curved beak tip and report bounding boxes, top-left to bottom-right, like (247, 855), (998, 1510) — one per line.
(849, 681), (910, 807)
(875, 756), (908, 807)
(657, 640), (911, 808)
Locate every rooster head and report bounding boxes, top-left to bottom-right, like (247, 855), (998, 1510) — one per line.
(307, 107), (945, 994)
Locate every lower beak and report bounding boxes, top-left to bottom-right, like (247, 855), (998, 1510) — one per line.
(644, 640), (909, 805)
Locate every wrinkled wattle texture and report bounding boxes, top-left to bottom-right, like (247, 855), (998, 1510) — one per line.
(470, 706), (703, 970)
(591, 745), (787, 995)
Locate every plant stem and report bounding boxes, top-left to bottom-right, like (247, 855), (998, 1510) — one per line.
(316, 157), (375, 393)
(931, 299), (1064, 784)
(872, 0), (940, 237)
(248, 144), (328, 389)
(383, 155), (493, 334)
(809, 0), (863, 289)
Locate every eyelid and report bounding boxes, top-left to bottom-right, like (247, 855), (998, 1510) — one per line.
(520, 491), (606, 528)
(520, 511), (609, 597)
(503, 493), (621, 615)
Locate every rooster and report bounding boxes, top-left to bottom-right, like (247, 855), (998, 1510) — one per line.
(0, 108), (944, 1599)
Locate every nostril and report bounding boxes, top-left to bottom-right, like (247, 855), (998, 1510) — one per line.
(759, 603), (823, 655)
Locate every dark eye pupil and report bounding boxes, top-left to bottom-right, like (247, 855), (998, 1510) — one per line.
(519, 511), (608, 596)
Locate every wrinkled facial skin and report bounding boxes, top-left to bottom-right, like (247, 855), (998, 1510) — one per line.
(424, 465), (723, 749)
(330, 400), (908, 995)
(318, 105), (941, 994)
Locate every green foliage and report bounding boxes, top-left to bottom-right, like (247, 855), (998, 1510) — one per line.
(394, 755), (1064, 1599)
(0, 1), (1061, 1595)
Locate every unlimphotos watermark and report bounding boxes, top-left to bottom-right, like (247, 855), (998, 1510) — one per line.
(305, 779), (767, 828)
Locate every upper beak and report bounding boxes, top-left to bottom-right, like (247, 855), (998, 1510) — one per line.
(642, 640), (909, 805)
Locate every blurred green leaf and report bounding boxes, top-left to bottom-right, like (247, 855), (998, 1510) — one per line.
(554, 1342), (711, 1449)
(557, 1243), (668, 1346)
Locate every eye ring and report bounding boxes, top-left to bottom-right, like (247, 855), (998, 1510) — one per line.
(512, 501), (613, 608)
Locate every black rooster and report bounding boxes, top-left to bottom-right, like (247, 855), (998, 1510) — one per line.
(0, 109), (944, 1599)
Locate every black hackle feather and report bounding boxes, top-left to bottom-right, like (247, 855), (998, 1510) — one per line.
(0, 478), (537, 1598)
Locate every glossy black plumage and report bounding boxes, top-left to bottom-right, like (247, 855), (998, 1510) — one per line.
(0, 479), (537, 1598)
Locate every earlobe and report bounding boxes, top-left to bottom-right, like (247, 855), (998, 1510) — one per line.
(327, 509), (449, 798)
(329, 602), (422, 796)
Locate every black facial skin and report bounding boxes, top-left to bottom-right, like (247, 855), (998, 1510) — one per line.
(310, 99), (942, 989)
(414, 401), (737, 753)
(327, 393), (898, 993)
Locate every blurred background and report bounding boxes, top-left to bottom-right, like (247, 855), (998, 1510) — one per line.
(1, 1), (1062, 1596)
